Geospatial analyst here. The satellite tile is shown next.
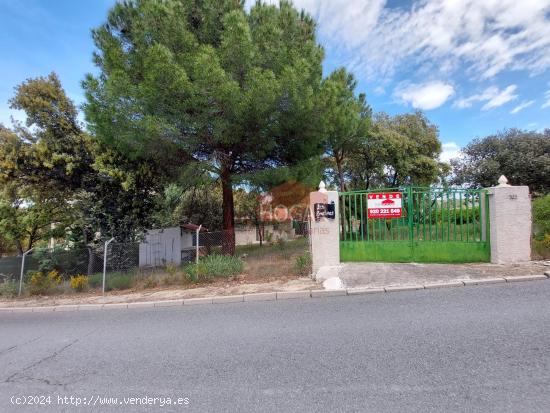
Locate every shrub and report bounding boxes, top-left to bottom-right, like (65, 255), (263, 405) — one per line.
(0, 280), (17, 298)
(28, 270), (62, 295)
(184, 255), (244, 282)
(106, 273), (134, 291)
(533, 194), (550, 238)
(295, 252), (312, 277)
(70, 275), (89, 292)
(88, 273), (102, 289)
(166, 263), (177, 276)
(201, 254), (244, 278)
(533, 234), (550, 259)
(143, 277), (158, 288)
(184, 264), (204, 283)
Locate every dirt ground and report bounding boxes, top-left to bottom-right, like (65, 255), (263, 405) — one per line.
(0, 276), (318, 308)
(339, 261), (550, 288)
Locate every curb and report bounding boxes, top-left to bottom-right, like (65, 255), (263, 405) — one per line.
(1, 274), (548, 313)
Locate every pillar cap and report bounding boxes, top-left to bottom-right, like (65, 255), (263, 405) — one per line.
(497, 175), (510, 187)
(319, 181), (327, 193)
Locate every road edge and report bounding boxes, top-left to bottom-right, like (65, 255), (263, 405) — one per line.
(1, 274), (548, 313)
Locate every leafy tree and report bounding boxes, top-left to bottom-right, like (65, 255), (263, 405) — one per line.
(319, 68), (371, 191)
(451, 129), (550, 194)
(0, 73), (163, 248)
(155, 182), (223, 231)
(0, 182), (71, 255)
(82, 0), (324, 253)
(347, 112), (444, 189)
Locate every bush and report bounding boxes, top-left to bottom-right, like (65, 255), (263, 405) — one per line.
(533, 234), (550, 259)
(106, 273), (134, 291)
(70, 275), (89, 292)
(184, 255), (244, 282)
(88, 273), (102, 289)
(294, 252), (312, 277)
(28, 270), (62, 295)
(0, 280), (18, 298)
(533, 194), (550, 238)
(143, 277), (158, 288)
(201, 254), (244, 278)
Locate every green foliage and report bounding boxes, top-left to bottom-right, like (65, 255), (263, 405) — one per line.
(451, 129), (550, 194)
(0, 280), (17, 297)
(184, 254), (244, 281)
(533, 194), (550, 238)
(319, 68), (371, 191)
(83, 0), (325, 246)
(27, 270), (62, 295)
(426, 206), (480, 225)
(105, 273), (134, 291)
(347, 112), (445, 189)
(295, 252), (312, 277)
(87, 272), (134, 291)
(88, 273), (102, 289)
(156, 182), (223, 230)
(533, 235), (550, 259)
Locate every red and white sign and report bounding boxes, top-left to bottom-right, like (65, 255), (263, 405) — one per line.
(367, 192), (403, 218)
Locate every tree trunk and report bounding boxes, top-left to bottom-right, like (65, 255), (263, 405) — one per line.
(335, 153), (346, 192)
(221, 166), (236, 255)
(15, 240), (24, 256)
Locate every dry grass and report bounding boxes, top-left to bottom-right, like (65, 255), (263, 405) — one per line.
(237, 238), (310, 278)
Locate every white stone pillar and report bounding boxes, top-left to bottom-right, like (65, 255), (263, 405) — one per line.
(309, 181), (340, 277)
(487, 175), (531, 264)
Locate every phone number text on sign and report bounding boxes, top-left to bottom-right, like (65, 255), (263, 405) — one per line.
(367, 192), (403, 218)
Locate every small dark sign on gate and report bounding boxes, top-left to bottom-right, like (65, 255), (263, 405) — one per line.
(314, 201), (336, 221)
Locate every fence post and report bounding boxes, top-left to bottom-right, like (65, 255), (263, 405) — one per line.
(196, 225), (202, 264)
(309, 181), (340, 278)
(486, 175), (531, 263)
(102, 238), (115, 295)
(18, 248), (34, 296)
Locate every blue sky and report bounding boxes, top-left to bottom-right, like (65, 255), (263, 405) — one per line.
(1, 0), (549, 162)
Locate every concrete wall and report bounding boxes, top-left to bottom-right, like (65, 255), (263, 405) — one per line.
(139, 227), (182, 267)
(487, 181), (531, 264)
(309, 185), (340, 276)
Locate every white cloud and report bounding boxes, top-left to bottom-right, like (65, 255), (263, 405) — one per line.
(440, 142), (461, 163)
(510, 100), (535, 114)
(454, 85), (518, 111)
(394, 81), (455, 110)
(249, 0), (550, 82)
(542, 90), (550, 109)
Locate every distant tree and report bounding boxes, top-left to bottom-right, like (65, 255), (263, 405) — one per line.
(82, 0), (324, 253)
(451, 129), (550, 194)
(319, 68), (371, 191)
(347, 112), (444, 189)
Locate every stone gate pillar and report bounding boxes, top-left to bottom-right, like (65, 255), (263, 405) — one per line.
(487, 175), (531, 264)
(309, 181), (340, 276)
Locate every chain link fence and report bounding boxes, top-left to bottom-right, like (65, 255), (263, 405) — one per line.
(0, 217), (312, 297)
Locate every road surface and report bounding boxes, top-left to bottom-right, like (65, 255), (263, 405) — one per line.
(1, 282), (549, 412)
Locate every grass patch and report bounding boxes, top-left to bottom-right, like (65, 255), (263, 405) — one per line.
(86, 271), (136, 291)
(184, 255), (244, 282)
(0, 280), (17, 297)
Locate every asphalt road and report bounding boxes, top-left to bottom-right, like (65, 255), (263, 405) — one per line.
(1, 282), (549, 413)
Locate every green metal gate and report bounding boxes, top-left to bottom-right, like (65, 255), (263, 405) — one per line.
(339, 187), (490, 263)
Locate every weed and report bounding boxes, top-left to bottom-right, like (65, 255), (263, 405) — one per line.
(0, 280), (17, 297)
(105, 273), (134, 291)
(28, 270), (62, 295)
(294, 252), (312, 277)
(70, 275), (89, 292)
(144, 277), (158, 289)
